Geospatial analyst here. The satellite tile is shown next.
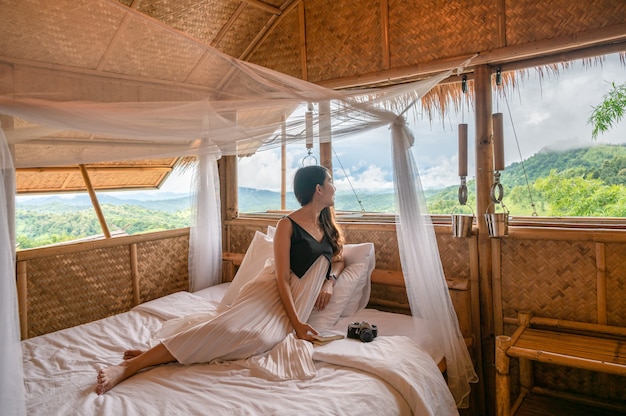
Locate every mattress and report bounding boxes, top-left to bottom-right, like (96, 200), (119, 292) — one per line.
(21, 284), (455, 416)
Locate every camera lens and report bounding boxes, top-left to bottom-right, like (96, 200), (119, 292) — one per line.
(359, 329), (374, 343)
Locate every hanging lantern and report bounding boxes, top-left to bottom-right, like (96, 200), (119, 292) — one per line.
(458, 123), (468, 178)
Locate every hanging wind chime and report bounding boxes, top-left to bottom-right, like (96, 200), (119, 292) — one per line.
(485, 68), (509, 237)
(452, 75), (474, 238)
(302, 103), (318, 166)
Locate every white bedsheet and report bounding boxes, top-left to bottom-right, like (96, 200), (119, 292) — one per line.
(22, 290), (457, 416)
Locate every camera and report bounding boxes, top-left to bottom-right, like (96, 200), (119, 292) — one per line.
(347, 321), (378, 343)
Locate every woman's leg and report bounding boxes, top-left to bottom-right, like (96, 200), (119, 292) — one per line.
(96, 342), (176, 394)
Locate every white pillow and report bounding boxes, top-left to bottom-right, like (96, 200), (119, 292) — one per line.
(340, 243), (375, 316)
(266, 225), (276, 238)
(307, 262), (367, 332)
(219, 231), (274, 309)
(193, 282), (231, 303)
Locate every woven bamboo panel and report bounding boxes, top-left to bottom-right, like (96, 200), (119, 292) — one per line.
(343, 227), (400, 270)
(506, 0), (626, 46)
(25, 246), (133, 338)
(136, 0), (238, 45)
(217, 5), (271, 58)
(228, 223), (267, 253)
(303, 0), (384, 82)
(606, 243), (626, 327)
(249, 7), (303, 79)
(0, 1), (124, 68)
(500, 239), (597, 322)
(389, 0), (500, 68)
(136, 235), (189, 302)
(99, 13), (205, 82)
(534, 363), (626, 403)
(437, 233), (472, 280)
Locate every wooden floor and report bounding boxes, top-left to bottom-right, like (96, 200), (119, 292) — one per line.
(515, 394), (626, 416)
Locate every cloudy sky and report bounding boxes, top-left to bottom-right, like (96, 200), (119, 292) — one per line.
(163, 52), (626, 194)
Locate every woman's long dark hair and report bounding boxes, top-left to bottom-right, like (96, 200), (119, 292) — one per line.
(293, 165), (344, 256)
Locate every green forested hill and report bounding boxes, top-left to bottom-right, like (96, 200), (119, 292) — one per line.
(16, 144), (626, 249)
(502, 144), (626, 187)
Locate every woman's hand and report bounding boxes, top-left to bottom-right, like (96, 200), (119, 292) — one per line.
(314, 279), (333, 311)
(294, 321), (318, 341)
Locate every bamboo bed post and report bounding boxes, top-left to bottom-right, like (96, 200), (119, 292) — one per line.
(78, 164), (111, 238)
(17, 260), (27, 339)
(517, 312), (534, 397)
(495, 335), (511, 416)
(130, 243), (140, 306)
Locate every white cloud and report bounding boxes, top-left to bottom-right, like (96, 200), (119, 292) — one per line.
(334, 164), (394, 192)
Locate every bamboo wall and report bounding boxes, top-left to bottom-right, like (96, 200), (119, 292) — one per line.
(16, 229), (189, 339)
(495, 225), (626, 405)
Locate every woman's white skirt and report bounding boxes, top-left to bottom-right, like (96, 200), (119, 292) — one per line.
(155, 257), (328, 365)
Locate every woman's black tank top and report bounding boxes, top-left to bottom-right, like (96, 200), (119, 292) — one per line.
(288, 217), (332, 278)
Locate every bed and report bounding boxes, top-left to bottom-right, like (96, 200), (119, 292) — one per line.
(21, 237), (457, 415)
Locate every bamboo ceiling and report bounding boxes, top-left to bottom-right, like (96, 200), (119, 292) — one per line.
(2, 0), (626, 193)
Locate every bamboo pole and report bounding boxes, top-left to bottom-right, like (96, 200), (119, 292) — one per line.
(79, 164), (111, 238)
(17, 260), (28, 339)
(475, 64), (496, 415)
(469, 235), (486, 416)
(130, 243), (140, 306)
(596, 242), (607, 324)
(492, 238), (503, 334)
(299, 2), (308, 81)
(495, 335), (511, 416)
(506, 347), (626, 376)
(281, 115), (287, 210)
(380, 0), (390, 69)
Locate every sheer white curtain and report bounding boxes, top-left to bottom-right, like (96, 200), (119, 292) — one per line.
(391, 119), (478, 408)
(189, 152), (222, 291)
(0, 127), (26, 415)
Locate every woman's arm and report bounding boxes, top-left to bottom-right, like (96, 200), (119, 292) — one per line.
(314, 253), (345, 311)
(273, 217), (318, 341)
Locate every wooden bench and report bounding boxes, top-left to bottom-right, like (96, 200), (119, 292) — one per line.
(496, 312), (626, 416)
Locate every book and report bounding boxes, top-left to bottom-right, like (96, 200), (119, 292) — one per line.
(311, 333), (344, 345)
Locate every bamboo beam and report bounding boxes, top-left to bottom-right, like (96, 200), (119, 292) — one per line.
(299, 2), (308, 80)
(17, 166), (173, 173)
(241, 0), (281, 14)
(239, 0), (302, 62)
(475, 64), (496, 416)
(380, 0), (390, 69)
(79, 164), (111, 239)
(17, 228), (190, 260)
(508, 227), (626, 242)
(214, 4), (246, 47)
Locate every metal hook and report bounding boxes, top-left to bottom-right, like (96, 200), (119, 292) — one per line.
(301, 148), (317, 166)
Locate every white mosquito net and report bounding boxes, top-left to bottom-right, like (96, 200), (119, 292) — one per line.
(0, 0), (477, 412)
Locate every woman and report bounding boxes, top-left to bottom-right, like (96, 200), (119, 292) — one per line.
(96, 165), (345, 394)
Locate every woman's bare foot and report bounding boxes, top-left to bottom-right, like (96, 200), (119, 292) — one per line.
(123, 349), (145, 360)
(96, 364), (133, 395)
